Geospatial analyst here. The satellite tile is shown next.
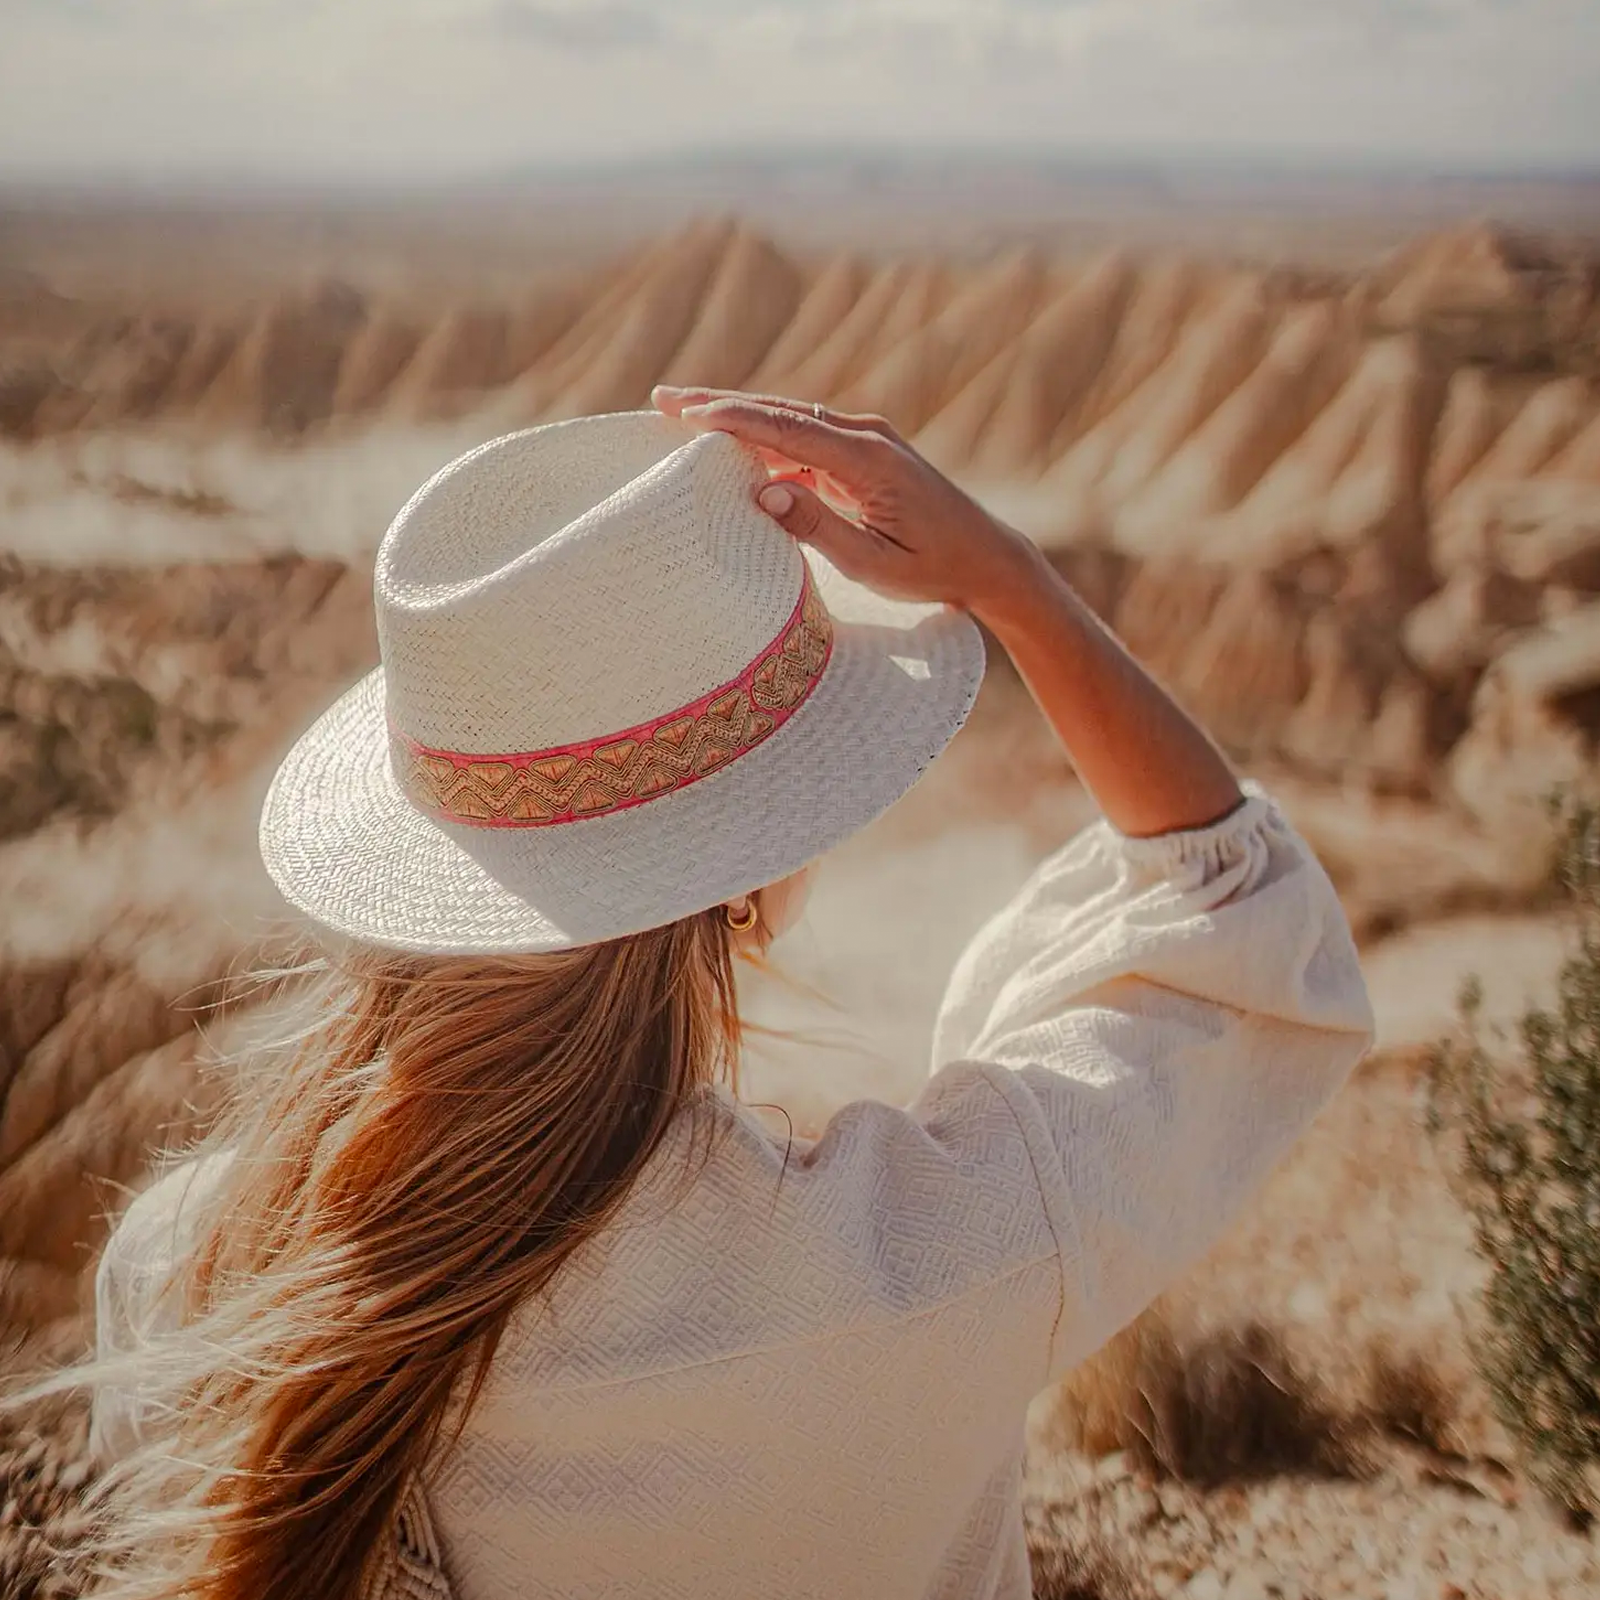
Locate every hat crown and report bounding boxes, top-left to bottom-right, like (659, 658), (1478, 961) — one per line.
(376, 415), (805, 756)
(260, 410), (983, 953)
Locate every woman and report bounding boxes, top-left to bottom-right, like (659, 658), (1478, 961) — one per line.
(84, 390), (1373, 1600)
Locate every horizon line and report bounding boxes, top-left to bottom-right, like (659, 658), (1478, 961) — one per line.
(3, 142), (1600, 201)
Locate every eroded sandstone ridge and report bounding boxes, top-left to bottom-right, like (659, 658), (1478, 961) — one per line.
(2, 215), (1598, 1389)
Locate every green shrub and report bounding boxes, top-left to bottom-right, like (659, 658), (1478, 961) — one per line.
(1428, 799), (1600, 1519)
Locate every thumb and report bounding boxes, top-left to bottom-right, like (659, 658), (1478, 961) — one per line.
(757, 479), (865, 567)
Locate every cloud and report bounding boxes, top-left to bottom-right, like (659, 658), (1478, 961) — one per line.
(4, 0), (113, 18)
(0, 0), (1595, 179)
(1217, 0), (1462, 46)
(475, 1), (668, 50)
(701, 0), (1094, 67)
(5, 0), (289, 35)
(54, 0), (114, 16)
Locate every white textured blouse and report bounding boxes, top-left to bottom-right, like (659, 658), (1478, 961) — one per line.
(94, 790), (1374, 1600)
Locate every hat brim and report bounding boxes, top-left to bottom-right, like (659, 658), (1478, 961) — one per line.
(259, 555), (985, 953)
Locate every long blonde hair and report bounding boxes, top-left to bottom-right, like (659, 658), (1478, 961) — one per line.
(69, 903), (746, 1600)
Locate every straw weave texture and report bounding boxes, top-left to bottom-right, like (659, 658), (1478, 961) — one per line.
(376, 416), (801, 751)
(260, 412), (985, 953)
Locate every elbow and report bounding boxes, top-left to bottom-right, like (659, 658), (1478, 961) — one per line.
(1347, 969), (1378, 1054)
(1308, 889), (1377, 1050)
(1269, 834), (1374, 1049)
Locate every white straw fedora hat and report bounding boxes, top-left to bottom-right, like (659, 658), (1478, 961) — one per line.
(260, 411), (985, 954)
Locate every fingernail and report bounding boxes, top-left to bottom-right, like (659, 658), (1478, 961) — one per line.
(652, 383), (682, 399)
(759, 483), (794, 517)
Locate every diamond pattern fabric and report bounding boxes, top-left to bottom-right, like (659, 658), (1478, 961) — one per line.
(93, 788), (1373, 1599)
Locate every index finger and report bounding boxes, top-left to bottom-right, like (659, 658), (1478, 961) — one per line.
(656, 386), (898, 438)
(677, 397), (885, 482)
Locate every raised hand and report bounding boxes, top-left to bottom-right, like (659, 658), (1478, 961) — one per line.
(651, 386), (1040, 617)
(654, 384), (1242, 838)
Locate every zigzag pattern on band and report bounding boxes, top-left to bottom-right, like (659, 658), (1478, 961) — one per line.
(394, 573), (833, 828)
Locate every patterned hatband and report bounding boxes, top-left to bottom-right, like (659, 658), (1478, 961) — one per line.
(393, 569), (835, 829)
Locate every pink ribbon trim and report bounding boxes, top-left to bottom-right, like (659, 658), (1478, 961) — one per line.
(393, 568), (834, 829)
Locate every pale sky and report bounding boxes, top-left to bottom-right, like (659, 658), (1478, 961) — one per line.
(2, 0), (1597, 183)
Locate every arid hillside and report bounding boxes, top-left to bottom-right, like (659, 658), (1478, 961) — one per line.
(6, 217), (1599, 894)
(3, 211), (1600, 1597)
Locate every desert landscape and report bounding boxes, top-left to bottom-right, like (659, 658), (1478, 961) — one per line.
(3, 173), (1600, 1597)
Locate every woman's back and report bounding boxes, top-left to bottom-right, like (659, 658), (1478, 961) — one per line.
(439, 1082), (1050, 1600)
(99, 791), (1372, 1600)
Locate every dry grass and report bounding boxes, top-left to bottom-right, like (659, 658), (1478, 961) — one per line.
(1130, 1322), (1362, 1487)
(0, 1409), (97, 1600)
(1361, 1345), (1462, 1459)
(1027, 1528), (1156, 1600)
(1053, 1323), (1464, 1497)
(1044, 1313), (1366, 1488)
(1036, 1051), (1502, 1500)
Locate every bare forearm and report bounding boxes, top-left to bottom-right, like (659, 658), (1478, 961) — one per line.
(652, 387), (1246, 835)
(970, 540), (1243, 839)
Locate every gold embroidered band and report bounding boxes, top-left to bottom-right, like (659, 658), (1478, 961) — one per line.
(394, 571), (834, 828)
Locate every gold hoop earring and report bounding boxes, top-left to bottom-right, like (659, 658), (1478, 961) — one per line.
(724, 900), (759, 933)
